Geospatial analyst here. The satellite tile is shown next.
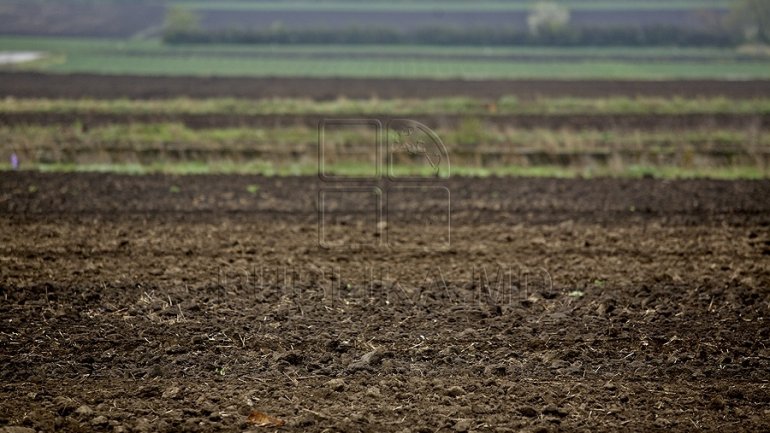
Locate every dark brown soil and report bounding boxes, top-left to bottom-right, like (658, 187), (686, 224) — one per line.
(0, 2), (723, 38)
(3, 72), (770, 100)
(1, 173), (769, 432)
(2, 111), (767, 132)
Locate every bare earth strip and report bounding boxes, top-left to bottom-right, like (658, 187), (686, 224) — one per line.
(3, 72), (770, 100)
(0, 173), (768, 432)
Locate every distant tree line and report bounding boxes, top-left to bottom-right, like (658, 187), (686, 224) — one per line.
(728, 0), (770, 44)
(163, 25), (738, 47)
(162, 0), (770, 48)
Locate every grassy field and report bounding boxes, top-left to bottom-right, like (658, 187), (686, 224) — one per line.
(2, 36), (770, 79)
(4, 122), (766, 151)
(2, 95), (769, 115)
(2, 118), (767, 179)
(5, 37), (757, 58)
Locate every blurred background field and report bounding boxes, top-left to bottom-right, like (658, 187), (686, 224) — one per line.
(0, 0), (768, 178)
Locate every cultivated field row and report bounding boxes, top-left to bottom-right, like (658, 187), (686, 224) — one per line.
(2, 96), (769, 115)
(2, 122), (767, 178)
(2, 172), (768, 432)
(1, 95), (767, 177)
(3, 72), (770, 100)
